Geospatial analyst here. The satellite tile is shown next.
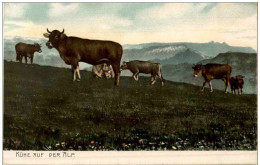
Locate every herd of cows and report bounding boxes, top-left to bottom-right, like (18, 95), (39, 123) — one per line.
(14, 29), (244, 95)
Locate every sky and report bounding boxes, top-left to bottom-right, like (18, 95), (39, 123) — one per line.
(3, 3), (257, 50)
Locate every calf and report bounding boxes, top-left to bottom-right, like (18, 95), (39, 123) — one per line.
(192, 63), (232, 93)
(15, 42), (42, 64)
(230, 75), (244, 95)
(120, 60), (164, 86)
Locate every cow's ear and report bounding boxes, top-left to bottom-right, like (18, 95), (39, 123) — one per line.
(43, 33), (50, 38)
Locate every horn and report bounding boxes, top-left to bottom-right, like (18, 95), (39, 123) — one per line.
(61, 29), (64, 34)
(47, 28), (51, 33)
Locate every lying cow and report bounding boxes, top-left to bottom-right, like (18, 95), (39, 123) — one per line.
(15, 42), (42, 64)
(192, 63), (232, 93)
(120, 60), (164, 86)
(230, 75), (244, 95)
(43, 29), (122, 85)
(92, 63), (115, 79)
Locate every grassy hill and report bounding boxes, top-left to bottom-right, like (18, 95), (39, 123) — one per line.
(4, 61), (257, 150)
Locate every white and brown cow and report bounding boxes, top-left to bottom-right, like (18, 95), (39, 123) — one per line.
(120, 60), (164, 86)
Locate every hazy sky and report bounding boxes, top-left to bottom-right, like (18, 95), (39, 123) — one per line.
(3, 3), (257, 50)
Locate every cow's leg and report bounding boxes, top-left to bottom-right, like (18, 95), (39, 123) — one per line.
(76, 65), (81, 81)
(30, 57), (33, 65)
(151, 76), (154, 82)
(201, 81), (208, 92)
(71, 65), (77, 81)
(25, 56), (28, 64)
(222, 77), (229, 93)
(151, 75), (158, 85)
(156, 65), (164, 86)
(225, 74), (230, 94)
(133, 74), (138, 81)
(240, 88), (243, 95)
(158, 73), (164, 86)
(19, 56), (23, 64)
(209, 81), (213, 92)
(111, 62), (120, 86)
(133, 72), (139, 81)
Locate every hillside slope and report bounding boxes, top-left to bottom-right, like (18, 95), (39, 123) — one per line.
(4, 61), (257, 150)
(163, 52), (257, 94)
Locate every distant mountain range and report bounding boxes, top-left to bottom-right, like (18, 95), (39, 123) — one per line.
(3, 36), (257, 93)
(153, 48), (204, 65)
(123, 41), (256, 59)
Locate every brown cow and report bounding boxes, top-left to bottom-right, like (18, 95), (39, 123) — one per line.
(43, 29), (122, 85)
(192, 63), (232, 93)
(230, 75), (244, 95)
(15, 42), (42, 64)
(120, 60), (164, 86)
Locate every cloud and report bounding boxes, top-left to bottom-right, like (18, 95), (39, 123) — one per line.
(3, 3), (257, 50)
(4, 3), (28, 19)
(137, 3), (191, 21)
(49, 3), (80, 18)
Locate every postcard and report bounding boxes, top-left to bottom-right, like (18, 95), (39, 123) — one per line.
(3, 2), (257, 165)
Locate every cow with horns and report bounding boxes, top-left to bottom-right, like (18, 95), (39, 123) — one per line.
(43, 29), (123, 85)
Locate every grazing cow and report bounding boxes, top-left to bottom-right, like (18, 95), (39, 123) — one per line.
(230, 75), (244, 95)
(43, 29), (122, 85)
(92, 63), (114, 79)
(120, 60), (164, 86)
(15, 42), (42, 64)
(192, 63), (232, 93)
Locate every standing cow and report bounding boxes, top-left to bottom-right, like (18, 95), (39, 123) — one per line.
(120, 60), (164, 86)
(15, 42), (42, 64)
(192, 63), (232, 93)
(43, 29), (122, 85)
(230, 75), (244, 95)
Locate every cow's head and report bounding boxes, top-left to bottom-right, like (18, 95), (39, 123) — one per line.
(43, 28), (66, 49)
(120, 61), (128, 71)
(34, 43), (42, 53)
(192, 64), (203, 77)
